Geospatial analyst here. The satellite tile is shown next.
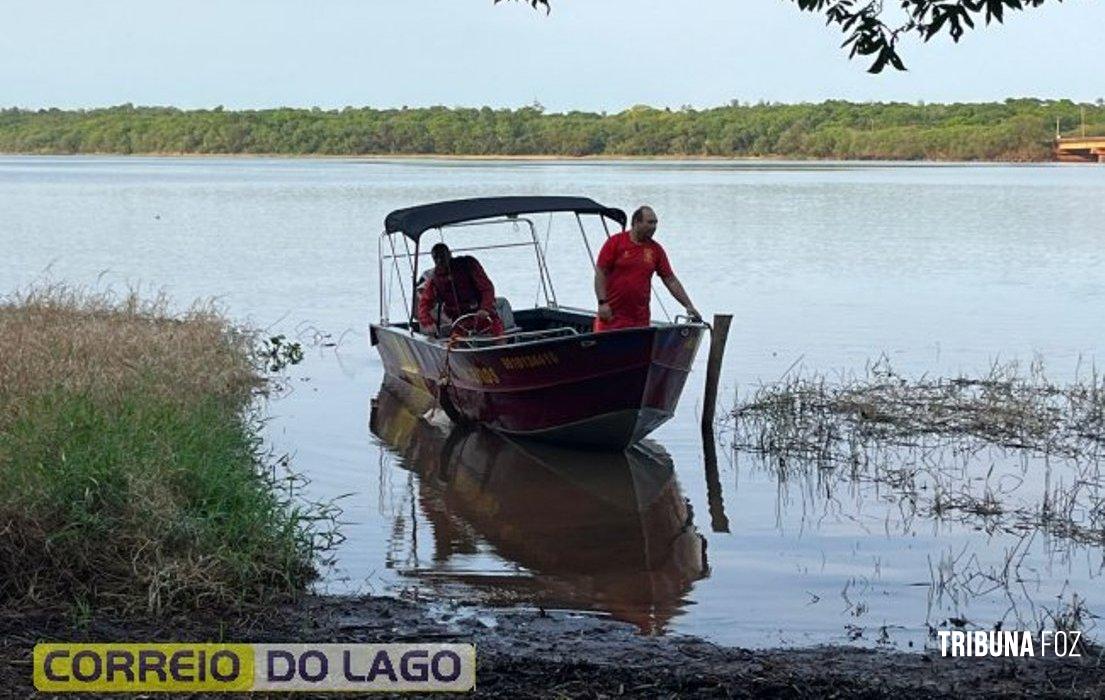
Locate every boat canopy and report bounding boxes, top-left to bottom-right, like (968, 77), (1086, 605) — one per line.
(384, 196), (627, 242)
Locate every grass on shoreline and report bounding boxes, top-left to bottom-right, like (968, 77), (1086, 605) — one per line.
(0, 285), (323, 615)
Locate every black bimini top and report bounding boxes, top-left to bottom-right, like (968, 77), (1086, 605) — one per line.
(384, 196), (626, 241)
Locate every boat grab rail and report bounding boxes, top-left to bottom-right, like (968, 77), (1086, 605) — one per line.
(453, 326), (579, 347)
(378, 239), (538, 263)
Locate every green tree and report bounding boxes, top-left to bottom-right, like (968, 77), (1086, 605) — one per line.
(0, 101), (1097, 160)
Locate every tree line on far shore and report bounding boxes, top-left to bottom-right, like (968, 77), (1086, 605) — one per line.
(1, 99), (1102, 161)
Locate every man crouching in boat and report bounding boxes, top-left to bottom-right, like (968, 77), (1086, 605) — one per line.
(418, 242), (504, 338)
(594, 205), (700, 331)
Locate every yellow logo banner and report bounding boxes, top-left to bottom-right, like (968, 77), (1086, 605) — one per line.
(33, 642), (475, 693)
(34, 643), (253, 693)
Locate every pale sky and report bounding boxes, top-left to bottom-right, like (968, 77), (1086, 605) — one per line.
(3, 0), (1103, 111)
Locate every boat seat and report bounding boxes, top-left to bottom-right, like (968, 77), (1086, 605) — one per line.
(495, 297), (520, 334)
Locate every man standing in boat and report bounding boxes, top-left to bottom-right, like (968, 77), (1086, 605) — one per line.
(594, 206), (700, 331)
(418, 242), (504, 337)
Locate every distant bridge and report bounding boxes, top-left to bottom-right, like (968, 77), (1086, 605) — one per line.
(1055, 136), (1105, 163)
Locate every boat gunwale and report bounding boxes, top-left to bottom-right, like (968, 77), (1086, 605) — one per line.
(371, 318), (704, 356)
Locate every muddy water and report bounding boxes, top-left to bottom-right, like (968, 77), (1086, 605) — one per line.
(3, 156), (1104, 649)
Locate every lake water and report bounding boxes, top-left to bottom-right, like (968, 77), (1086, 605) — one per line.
(3, 155), (1104, 649)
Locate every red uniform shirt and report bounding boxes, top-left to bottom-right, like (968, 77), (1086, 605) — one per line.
(417, 256), (503, 336)
(594, 231), (674, 331)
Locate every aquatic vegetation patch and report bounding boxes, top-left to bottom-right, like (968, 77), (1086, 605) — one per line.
(727, 358), (1105, 546)
(727, 358), (1105, 640)
(731, 358), (1105, 459)
(0, 285), (329, 615)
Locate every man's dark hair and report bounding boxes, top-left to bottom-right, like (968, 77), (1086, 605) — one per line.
(631, 206), (652, 225)
(430, 242), (450, 260)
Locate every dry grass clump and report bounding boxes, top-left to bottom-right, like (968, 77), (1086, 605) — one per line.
(0, 284), (324, 616)
(0, 284), (260, 428)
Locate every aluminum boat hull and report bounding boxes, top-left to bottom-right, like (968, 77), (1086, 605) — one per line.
(370, 321), (704, 450)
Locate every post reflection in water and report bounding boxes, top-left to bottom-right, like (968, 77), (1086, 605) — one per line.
(369, 381), (708, 634)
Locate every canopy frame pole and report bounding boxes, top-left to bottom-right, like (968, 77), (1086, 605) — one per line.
(406, 234), (421, 333)
(378, 234), (384, 323)
(380, 231), (413, 326)
(653, 283), (672, 321)
(435, 216), (556, 309)
(535, 214), (555, 308)
(520, 217), (556, 308)
(381, 207), (632, 326)
(575, 213), (597, 270)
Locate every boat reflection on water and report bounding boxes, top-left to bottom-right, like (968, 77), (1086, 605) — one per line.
(370, 381), (708, 634)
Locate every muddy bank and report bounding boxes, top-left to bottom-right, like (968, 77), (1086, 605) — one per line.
(3, 595), (1104, 698)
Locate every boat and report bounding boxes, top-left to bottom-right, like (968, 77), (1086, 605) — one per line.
(370, 381), (707, 633)
(369, 195), (706, 451)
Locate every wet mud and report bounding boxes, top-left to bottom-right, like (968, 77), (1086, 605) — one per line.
(3, 595), (1104, 698)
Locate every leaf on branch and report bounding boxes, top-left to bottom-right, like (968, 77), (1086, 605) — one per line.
(494, 0), (550, 14)
(985, 0), (1005, 24)
(959, 5), (977, 28)
(869, 48), (890, 73)
(924, 8), (950, 39)
(948, 15), (965, 41)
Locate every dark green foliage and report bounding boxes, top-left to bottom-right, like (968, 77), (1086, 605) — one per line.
(503, 0), (1061, 73)
(810, 0), (1059, 73)
(261, 335), (305, 373)
(1, 100), (1100, 161)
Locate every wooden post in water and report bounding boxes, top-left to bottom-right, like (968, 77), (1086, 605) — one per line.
(700, 314), (732, 432)
(700, 314), (732, 533)
(702, 425), (731, 533)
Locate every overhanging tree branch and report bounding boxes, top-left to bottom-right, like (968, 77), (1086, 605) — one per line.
(498, 0), (1061, 73)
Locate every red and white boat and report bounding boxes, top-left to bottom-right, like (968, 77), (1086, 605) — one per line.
(369, 196), (705, 451)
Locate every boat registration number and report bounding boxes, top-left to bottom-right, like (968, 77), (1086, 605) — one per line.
(500, 351), (560, 370)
